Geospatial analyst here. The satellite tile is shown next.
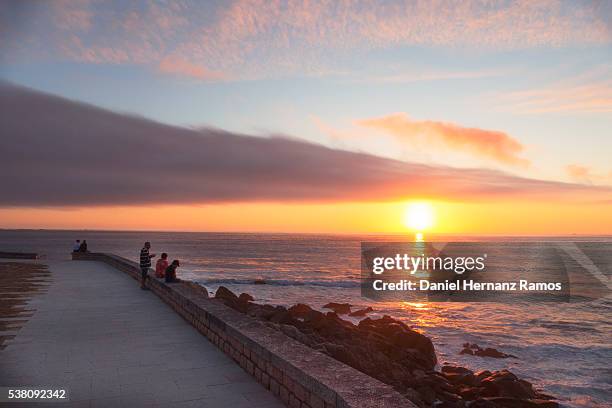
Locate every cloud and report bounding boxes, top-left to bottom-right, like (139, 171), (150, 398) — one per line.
(499, 81), (612, 114)
(1, 1), (610, 79)
(566, 164), (612, 185)
(356, 113), (529, 167)
(1, 83), (610, 208)
(494, 65), (612, 114)
(361, 68), (509, 84)
(158, 56), (225, 80)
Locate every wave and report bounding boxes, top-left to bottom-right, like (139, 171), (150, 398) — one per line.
(197, 277), (360, 289)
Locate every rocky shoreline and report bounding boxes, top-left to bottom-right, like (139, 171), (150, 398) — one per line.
(214, 286), (558, 408)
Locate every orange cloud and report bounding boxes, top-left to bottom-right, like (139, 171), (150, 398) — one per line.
(566, 164), (612, 185)
(357, 113), (529, 167)
(158, 56), (225, 80)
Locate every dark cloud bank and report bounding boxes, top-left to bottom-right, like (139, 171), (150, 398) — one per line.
(0, 82), (609, 207)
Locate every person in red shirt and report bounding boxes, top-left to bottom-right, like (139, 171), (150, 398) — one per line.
(155, 253), (169, 279)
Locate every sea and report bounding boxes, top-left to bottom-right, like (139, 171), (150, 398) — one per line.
(0, 230), (610, 407)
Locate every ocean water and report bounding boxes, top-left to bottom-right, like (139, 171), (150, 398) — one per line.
(0, 230), (610, 407)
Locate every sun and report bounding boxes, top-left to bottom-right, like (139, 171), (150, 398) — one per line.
(403, 202), (435, 232)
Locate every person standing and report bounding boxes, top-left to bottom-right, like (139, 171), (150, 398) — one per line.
(139, 242), (156, 289)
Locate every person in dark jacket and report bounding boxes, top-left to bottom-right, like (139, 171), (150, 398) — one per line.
(165, 260), (181, 283)
(78, 240), (88, 252)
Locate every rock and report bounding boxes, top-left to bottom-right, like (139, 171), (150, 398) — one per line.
(279, 324), (312, 345)
(416, 385), (436, 405)
(481, 397), (559, 408)
(443, 372), (478, 387)
(254, 279), (266, 284)
(215, 286), (238, 302)
(469, 399), (497, 408)
(238, 293), (254, 303)
(349, 306), (374, 317)
(475, 370), (493, 381)
(412, 368), (426, 379)
(358, 315), (437, 369)
(480, 370), (535, 399)
(461, 343), (516, 359)
(435, 401), (464, 408)
(323, 302), (352, 314)
(268, 307), (294, 324)
(183, 281), (210, 298)
(442, 365), (473, 375)
(213, 288), (556, 407)
(458, 386), (482, 400)
(288, 303), (313, 318)
(247, 304), (278, 320)
(402, 388), (424, 407)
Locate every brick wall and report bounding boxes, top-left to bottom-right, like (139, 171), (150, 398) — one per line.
(72, 252), (413, 408)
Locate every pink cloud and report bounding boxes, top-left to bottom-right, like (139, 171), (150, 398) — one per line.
(495, 65), (612, 114)
(1, 1), (610, 80)
(52, 0), (93, 31)
(357, 113), (529, 167)
(158, 57), (225, 80)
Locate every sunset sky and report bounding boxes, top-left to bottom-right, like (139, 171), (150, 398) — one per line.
(1, 0), (611, 234)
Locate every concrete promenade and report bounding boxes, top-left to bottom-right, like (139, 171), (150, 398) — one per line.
(0, 260), (284, 408)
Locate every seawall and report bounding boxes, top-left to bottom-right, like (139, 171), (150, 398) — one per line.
(0, 251), (38, 259)
(72, 252), (413, 408)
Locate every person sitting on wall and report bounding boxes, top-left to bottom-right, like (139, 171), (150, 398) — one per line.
(73, 240), (81, 252)
(155, 253), (169, 279)
(165, 260), (181, 283)
(78, 240), (88, 252)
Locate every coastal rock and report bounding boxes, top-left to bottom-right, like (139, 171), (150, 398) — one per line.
(184, 281), (209, 298)
(359, 315), (437, 369)
(480, 397), (559, 408)
(288, 303), (313, 318)
(461, 343), (517, 359)
(215, 286), (238, 304)
(442, 365), (473, 375)
(279, 324), (311, 345)
(268, 306), (294, 324)
(470, 399), (498, 408)
(458, 386), (482, 400)
(238, 293), (254, 303)
(247, 304), (280, 320)
(349, 306), (374, 317)
(323, 302), (352, 314)
(213, 287), (556, 408)
(480, 370), (535, 399)
(475, 370), (493, 381)
(442, 371), (478, 387)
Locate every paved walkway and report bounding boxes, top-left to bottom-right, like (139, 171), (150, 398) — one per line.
(0, 260), (284, 408)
